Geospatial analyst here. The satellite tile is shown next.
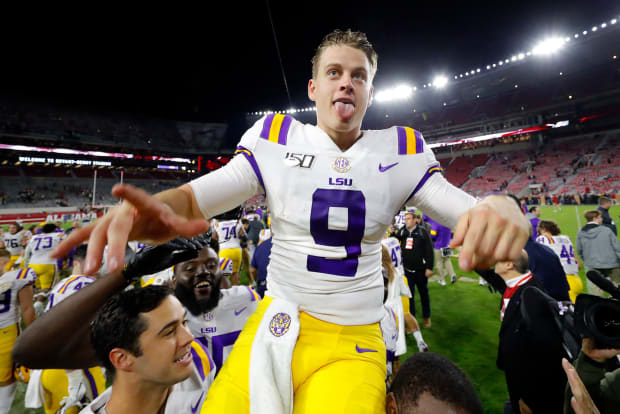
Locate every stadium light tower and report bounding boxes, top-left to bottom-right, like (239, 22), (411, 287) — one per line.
(433, 75), (448, 89)
(532, 37), (566, 56)
(374, 84), (414, 103)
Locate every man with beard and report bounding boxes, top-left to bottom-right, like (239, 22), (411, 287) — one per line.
(173, 245), (260, 372)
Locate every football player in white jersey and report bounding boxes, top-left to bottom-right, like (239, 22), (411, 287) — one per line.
(213, 207), (245, 285)
(25, 223), (65, 291)
(536, 219), (583, 302)
(173, 245), (260, 372)
(25, 245), (107, 414)
(55, 30), (530, 414)
(13, 239), (214, 414)
(1, 222), (29, 271)
(0, 249), (36, 414)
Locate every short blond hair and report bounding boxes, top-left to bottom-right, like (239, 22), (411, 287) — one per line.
(311, 29), (378, 79)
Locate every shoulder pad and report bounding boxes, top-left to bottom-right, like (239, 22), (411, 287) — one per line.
(259, 113), (294, 145)
(396, 126), (424, 155)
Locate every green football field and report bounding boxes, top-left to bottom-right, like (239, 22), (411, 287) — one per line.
(8, 204), (619, 413)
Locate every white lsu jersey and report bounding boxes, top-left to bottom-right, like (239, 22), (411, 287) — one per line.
(219, 258), (233, 276)
(215, 220), (242, 250)
(379, 304), (399, 380)
(190, 115), (475, 325)
(25, 232), (65, 265)
(46, 275), (96, 311)
(3, 230), (28, 256)
(382, 237), (404, 276)
(536, 234), (579, 275)
(187, 286), (260, 373)
(0, 268), (36, 329)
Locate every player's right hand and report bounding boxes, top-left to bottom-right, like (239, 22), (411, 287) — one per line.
(51, 184), (209, 275)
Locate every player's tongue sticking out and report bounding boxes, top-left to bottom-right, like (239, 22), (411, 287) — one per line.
(334, 101), (355, 119)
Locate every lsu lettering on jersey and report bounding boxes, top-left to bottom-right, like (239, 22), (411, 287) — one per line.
(82, 339), (215, 414)
(215, 220), (242, 250)
(25, 232), (65, 265)
(187, 286), (260, 372)
(45, 275), (96, 311)
(3, 230), (28, 256)
(536, 234), (579, 275)
(0, 268), (36, 329)
(381, 237), (404, 276)
(224, 115), (443, 325)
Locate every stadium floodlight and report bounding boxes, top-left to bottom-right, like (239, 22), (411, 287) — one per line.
(492, 63), (496, 68)
(511, 55), (517, 62)
(470, 70), (475, 75)
(583, 30), (588, 35)
(504, 59), (509, 63)
(374, 84), (414, 103)
(612, 18), (617, 24)
(518, 53), (525, 60)
(476, 68), (481, 72)
(460, 74), (463, 78)
(601, 23), (607, 28)
(592, 26), (597, 32)
(498, 61), (503, 66)
(486, 65), (491, 69)
(433, 75), (448, 89)
(532, 37), (565, 56)
(574, 33), (579, 38)
(454, 75), (458, 79)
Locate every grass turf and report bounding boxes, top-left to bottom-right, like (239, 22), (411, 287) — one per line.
(8, 204), (619, 413)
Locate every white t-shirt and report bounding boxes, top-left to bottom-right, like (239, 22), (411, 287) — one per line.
(0, 268), (36, 329)
(189, 115), (475, 325)
(187, 286), (260, 373)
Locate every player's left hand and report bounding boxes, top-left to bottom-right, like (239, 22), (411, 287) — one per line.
(122, 236), (210, 281)
(450, 195), (529, 271)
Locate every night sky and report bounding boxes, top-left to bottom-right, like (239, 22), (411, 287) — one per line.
(0, 1), (617, 123)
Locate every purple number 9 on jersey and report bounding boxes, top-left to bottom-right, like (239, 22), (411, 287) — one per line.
(307, 189), (366, 277)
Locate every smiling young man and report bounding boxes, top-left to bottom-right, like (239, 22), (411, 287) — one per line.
(55, 30), (530, 413)
(84, 286), (214, 414)
(172, 245), (260, 372)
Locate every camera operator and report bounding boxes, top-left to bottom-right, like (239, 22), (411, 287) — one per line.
(564, 338), (620, 414)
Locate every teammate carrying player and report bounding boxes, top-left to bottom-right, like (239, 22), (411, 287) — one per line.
(53, 29), (530, 413)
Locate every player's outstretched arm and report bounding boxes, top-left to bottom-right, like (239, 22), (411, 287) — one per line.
(13, 237), (208, 369)
(450, 195), (530, 270)
(52, 183), (209, 275)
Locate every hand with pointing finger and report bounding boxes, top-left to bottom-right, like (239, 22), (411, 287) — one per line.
(52, 184), (209, 275)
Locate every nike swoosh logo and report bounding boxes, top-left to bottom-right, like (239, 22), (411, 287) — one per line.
(379, 162), (399, 172)
(356, 344), (378, 353)
(191, 391), (205, 413)
(234, 307), (247, 316)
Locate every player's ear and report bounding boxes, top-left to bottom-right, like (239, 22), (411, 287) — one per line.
(109, 348), (135, 372)
(386, 392), (399, 414)
(308, 79), (316, 101)
(368, 85), (374, 108)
